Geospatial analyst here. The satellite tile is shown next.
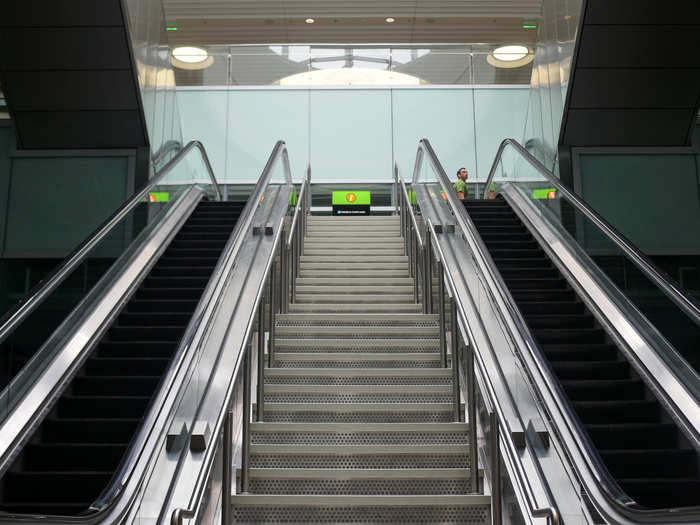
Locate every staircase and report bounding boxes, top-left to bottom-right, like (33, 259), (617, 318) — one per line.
(232, 215), (490, 523)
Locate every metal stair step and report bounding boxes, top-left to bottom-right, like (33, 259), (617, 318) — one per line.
(304, 237), (403, 245)
(257, 403), (458, 422)
(274, 326), (439, 337)
(230, 495), (490, 524)
(295, 294), (415, 303)
(249, 422), (469, 445)
(296, 285), (414, 294)
(300, 255), (408, 263)
(270, 352), (447, 368)
(276, 313), (439, 324)
(304, 248), (405, 256)
(241, 468), (475, 495)
(296, 277), (414, 286)
(299, 269), (410, 278)
(263, 368), (452, 385)
(273, 338), (439, 349)
(300, 261), (408, 270)
(288, 303), (423, 313)
(263, 384), (453, 404)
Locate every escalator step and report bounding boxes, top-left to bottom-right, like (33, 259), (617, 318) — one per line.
(126, 300), (199, 313)
(58, 396), (151, 418)
(572, 400), (659, 424)
(73, 376), (161, 396)
(154, 257), (219, 267)
(483, 240), (539, 250)
(108, 326), (185, 342)
(491, 257), (551, 267)
(525, 314), (594, 329)
(149, 266), (215, 278)
(165, 248), (223, 258)
(531, 328), (607, 344)
(169, 240), (229, 250)
(3, 472), (112, 503)
(86, 357), (170, 376)
(517, 302), (584, 315)
(561, 379), (645, 401)
(601, 449), (698, 478)
(502, 278), (567, 290)
(511, 289), (577, 302)
(136, 288), (204, 300)
(23, 444), (127, 471)
(550, 360), (629, 380)
(540, 343), (618, 361)
(498, 268), (555, 279)
(586, 423), (679, 449)
(118, 312), (192, 326)
(97, 341), (177, 358)
(41, 418), (141, 444)
(143, 276), (211, 288)
(617, 479), (700, 509)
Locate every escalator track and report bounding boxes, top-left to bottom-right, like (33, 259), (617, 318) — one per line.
(463, 198), (700, 510)
(0, 199), (245, 515)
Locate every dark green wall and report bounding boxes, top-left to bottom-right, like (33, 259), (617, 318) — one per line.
(0, 124), (134, 258)
(576, 125), (700, 256)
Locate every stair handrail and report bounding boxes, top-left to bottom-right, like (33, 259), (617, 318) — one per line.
(0, 140), (222, 351)
(286, 165), (311, 307)
(424, 216), (561, 525)
(482, 138), (700, 328)
(414, 138), (700, 523)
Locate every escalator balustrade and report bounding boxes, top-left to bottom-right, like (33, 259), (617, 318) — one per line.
(463, 198), (700, 510)
(0, 199), (245, 515)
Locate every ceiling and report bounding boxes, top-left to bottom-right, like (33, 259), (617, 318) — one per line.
(163, 0), (542, 46)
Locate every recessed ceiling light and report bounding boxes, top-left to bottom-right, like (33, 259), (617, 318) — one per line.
(305, 18), (315, 24)
(172, 46), (208, 64)
(385, 17), (395, 23)
(487, 45), (533, 68)
(171, 46), (214, 69)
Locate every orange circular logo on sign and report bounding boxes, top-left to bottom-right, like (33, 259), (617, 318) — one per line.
(547, 190), (556, 199)
(346, 193), (357, 203)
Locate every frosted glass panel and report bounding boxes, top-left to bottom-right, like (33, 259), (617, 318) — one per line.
(177, 90), (228, 180)
(227, 90), (309, 182)
(392, 89), (476, 182)
(474, 89), (529, 179)
(309, 90), (392, 182)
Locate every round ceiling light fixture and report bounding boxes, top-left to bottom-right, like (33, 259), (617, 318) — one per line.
(487, 45), (533, 68)
(171, 46), (214, 70)
(385, 17), (395, 23)
(305, 18), (315, 24)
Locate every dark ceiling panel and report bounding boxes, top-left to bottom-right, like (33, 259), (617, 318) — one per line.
(0, 28), (131, 70)
(570, 69), (700, 109)
(14, 111), (146, 149)
(563, 109), (692, 147)
(0, 0), (123, 27)
(577, 25), (700, 69)
(4, 71), (140, 111)
(585, 0), (700, 25)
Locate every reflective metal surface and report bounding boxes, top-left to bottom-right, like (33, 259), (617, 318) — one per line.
(415, 137), (700, 524)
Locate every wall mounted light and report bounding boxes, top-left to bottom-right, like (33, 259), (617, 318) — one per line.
(385, 17), (395, 23)
(305, 18), (315, 24)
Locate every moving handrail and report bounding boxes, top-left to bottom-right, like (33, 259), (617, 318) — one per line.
(0, 141), (276, 523)
(414, 138), (700, 523)
(0, 140), (222, 351)
(169, 152), (297, 525)
(396, 161), (561, 524)
(482, 138), (700, 328)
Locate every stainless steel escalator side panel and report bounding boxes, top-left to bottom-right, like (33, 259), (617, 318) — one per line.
(162, 184), (293, 525)
(502, 184), (700, 452)
(0, 186), (204, 480)
(412, 183), (591, 525)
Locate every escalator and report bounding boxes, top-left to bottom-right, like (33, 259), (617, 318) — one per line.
(0, 198), (245, 515)
(463, 198), (700, 509)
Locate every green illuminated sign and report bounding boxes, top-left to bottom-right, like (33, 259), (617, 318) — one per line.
(532, 188), (556, 199)
(166, 26), (179, 31)
(521, 19), (537, 29)
(147, 192), (170, 202)
(332, 191), (371, 206)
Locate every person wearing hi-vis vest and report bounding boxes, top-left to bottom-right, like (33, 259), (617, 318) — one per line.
(454, 167), (469, 200)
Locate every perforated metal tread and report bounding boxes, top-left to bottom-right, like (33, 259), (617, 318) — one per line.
(230, 495), (490, 524)
(239, 215), (485, 523)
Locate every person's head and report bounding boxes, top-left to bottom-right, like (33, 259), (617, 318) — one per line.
(457, 168), (468, 181)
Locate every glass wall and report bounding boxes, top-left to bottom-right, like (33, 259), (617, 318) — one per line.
(177, 86), (529, 184)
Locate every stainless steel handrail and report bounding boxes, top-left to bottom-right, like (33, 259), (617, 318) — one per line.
(398, 159), (561, 524)
(286, 173), (309, 249)
(415, 137), (700, 523)
(168, 144), (294, 525)
(0, 139), (221, 350)
(482, 137), (700, 328)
